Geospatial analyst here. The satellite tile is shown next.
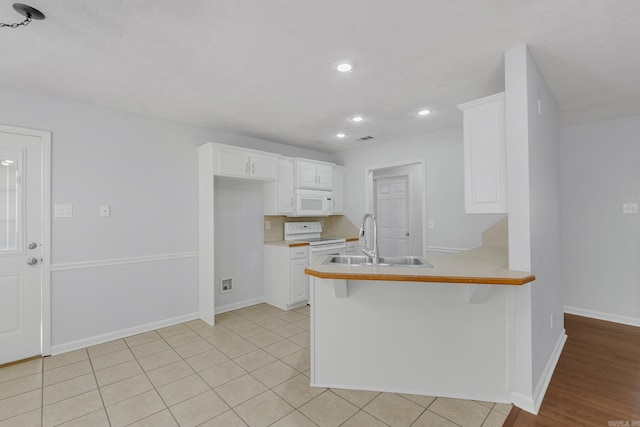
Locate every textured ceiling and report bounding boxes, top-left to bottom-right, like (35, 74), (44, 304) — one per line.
(2, 1), (639, 152)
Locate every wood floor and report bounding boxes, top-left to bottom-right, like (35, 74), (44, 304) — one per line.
(504, 313), (640, 426)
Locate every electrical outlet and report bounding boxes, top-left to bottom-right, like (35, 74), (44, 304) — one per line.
(622, 203), (638, 214)
(265, 221), (271, 230)
(54, 204), (73, 218)
(428, 219), (435, 229)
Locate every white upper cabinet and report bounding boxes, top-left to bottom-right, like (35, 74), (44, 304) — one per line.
(458, 92), (507, 214)
(213, 144), (279, 181)
(332, 165), (344, 214)
(264, 158), (294, 215)
(294, 159), (334, 190)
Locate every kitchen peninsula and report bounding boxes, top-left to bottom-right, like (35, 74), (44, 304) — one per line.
(304, 245), (535, 404)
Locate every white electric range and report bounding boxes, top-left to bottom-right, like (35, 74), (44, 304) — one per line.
(284, 222), (346, 262)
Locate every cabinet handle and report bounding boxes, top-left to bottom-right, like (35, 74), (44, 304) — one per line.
(245, 162), (249, 175)
(252, 163), (255, 175)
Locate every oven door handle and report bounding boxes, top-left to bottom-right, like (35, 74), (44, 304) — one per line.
(310, 243), (346, 252)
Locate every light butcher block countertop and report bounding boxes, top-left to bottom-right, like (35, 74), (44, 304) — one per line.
(305, 246), (535, 285)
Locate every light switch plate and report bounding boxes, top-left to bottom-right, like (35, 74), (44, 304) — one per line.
(99, 205), (111, 217)
(54, 204), (73, 218)
(622, 203), (638, 214)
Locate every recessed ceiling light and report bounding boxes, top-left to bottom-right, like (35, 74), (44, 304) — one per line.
(336, 133), (346, 138)
(333, 60), (356, 73)
(350, 115), (364, 123)
(417, 109), (431, 116)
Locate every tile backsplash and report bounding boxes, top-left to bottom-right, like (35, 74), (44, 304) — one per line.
(264, 215), (359, 242)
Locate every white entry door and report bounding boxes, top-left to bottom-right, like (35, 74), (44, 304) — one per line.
(376, 176), (410, 257)
(0, 125), (48, 365)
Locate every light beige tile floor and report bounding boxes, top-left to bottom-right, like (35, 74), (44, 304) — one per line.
(0, 303), (511, 426)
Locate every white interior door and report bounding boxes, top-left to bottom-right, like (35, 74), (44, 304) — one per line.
(0, 126), (46, 365)
(376, 176), (410, 257)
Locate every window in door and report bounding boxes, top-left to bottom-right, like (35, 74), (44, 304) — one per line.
(0, 153), (21, 253)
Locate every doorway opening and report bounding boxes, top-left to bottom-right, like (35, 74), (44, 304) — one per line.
(365, 160), (427, 257)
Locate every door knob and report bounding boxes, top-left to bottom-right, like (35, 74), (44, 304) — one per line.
(28, 242), (38, 250)
(26, 257), (38, 265)
(405, 232), (410, 236)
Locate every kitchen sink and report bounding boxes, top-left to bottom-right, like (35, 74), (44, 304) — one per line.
(380, 256), (432, 267)
(323, 255), (432, 268)
(323, 255), (378, 265)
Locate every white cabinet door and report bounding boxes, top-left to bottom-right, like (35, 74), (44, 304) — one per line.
(217, 149), (249, 177)
(332, 166), (344, 214)
(297, 161), (318, 188)
(295, 159), (335, 190)
(265, 244), (309, 310)
(263, 158), (293, 215)
(458, 92), (507, 214)
(213, 144), (279, 181)
(250, 153), (278, 180)
(290, 258), (309, 304)
(316, 164), (333, 190)
(277, 159), (294, 214)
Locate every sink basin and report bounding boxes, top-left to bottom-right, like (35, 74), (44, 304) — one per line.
(380, 256), (432, 267)
(323, 255), (382, 265)
(323, 255), (432, 268)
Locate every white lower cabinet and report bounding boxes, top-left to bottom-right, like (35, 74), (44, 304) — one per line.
(264, 245), (309, 310)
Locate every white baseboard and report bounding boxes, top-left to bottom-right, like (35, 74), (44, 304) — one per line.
(426, 246), (467, 256)
(50, 312), (199, 356)
(311, 381), (511, 404)
(564, 306), (640, 327)
(512, 330), (567, 414)
(215, 297), (265, 315)
(511, 391), (536, 416)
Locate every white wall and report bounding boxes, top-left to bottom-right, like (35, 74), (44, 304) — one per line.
(561, 115), (640, 325)
(0, 85), (329, 352)
(505, 45), (565, 414)
(214, 177), (265, 311)
(524, 48), (564, 398)
(333, 128), (505, 253)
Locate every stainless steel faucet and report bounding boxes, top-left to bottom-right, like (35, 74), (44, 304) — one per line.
(359, 213), (380, 264)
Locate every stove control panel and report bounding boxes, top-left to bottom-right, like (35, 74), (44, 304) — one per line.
(285, 221), (323, 235)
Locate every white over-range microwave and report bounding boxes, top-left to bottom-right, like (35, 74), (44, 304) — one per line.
(288, 189), (333, 217)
